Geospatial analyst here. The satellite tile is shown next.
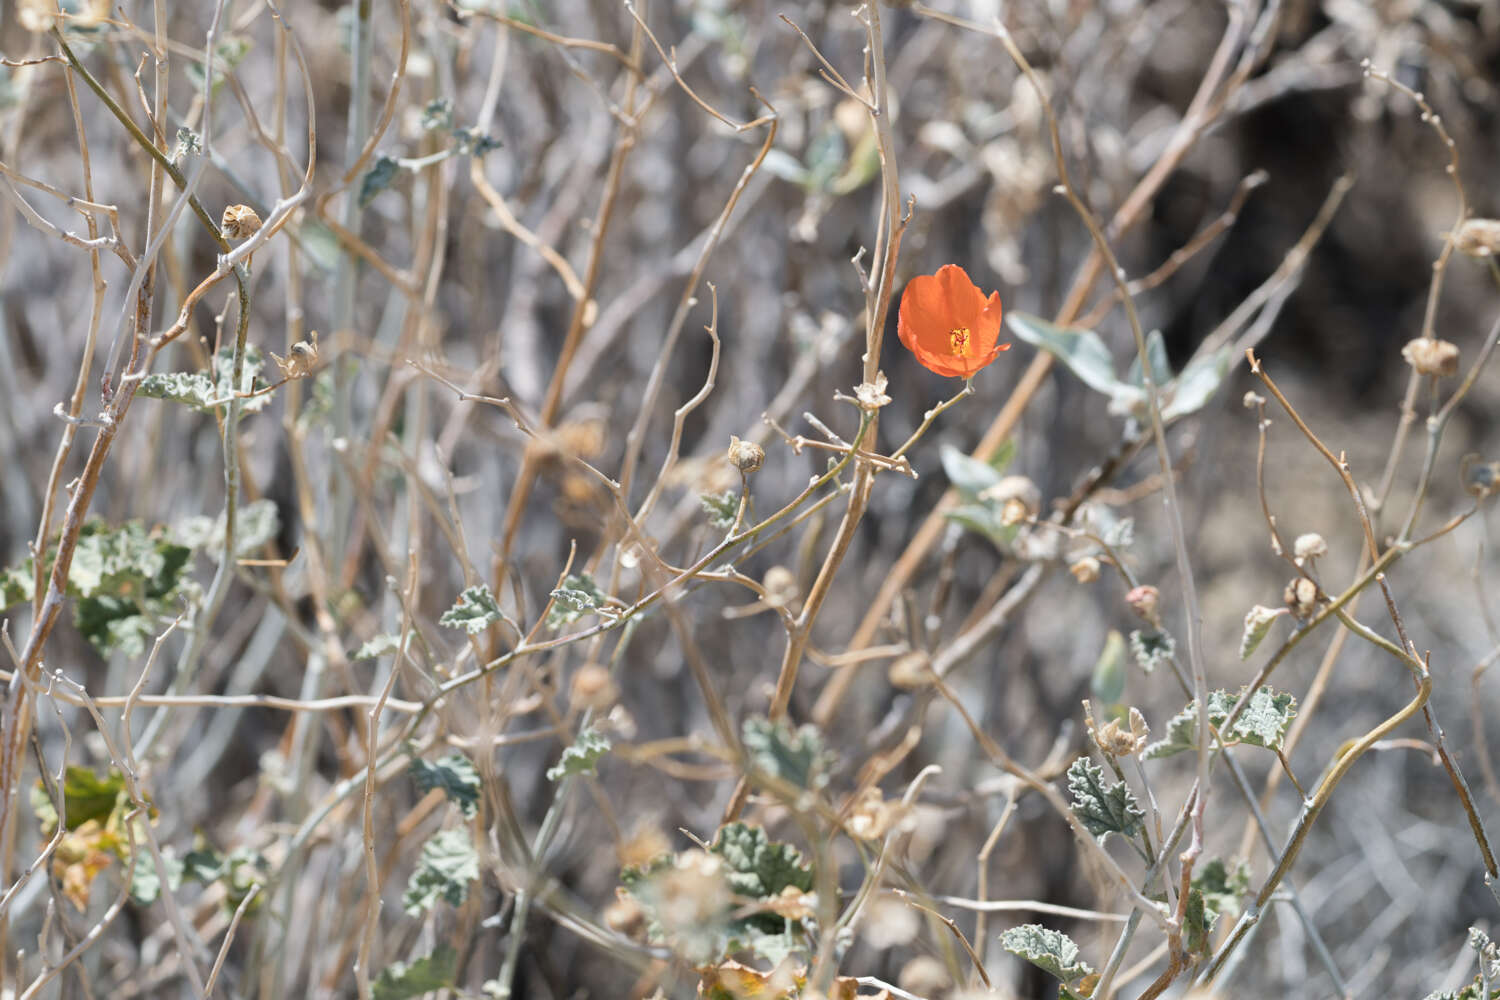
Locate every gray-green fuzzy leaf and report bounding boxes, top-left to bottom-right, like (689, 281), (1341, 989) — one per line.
(546, 727), (610, 781)
(1066, 757), (1144, 842)
(1000, 923), (1094, 984)
(410, 752), (480, 819)
(401, 829), (478, 915)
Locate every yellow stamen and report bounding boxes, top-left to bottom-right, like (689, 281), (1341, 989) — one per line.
(949, 327), (971, 356)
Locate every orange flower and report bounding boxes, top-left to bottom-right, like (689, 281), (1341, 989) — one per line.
(896, 264), (1009, 378)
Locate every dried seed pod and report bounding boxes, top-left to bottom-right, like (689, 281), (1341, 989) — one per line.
(887, 650), (933, 690)
(845, 787), (901, 840)
(1284, 576), (1318, 619)
(1069, 556), (1101, 583)
(980, 475), (1041, 526)
(761, 565), (799, 609)
(1293, 532), (1328, 563)
(270, 330), (320, 380)
(899, 956), (952, 998)
(603, 892), (645, 939)
(1453, 217), (1500, 258)
(726, 435), (764, 475)
(569, 664), (617, 713)
(1401, 337), (1460, 377)
(221, 203), (263, 240)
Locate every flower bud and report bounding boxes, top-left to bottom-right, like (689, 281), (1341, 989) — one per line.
(726, 435), (764, 475)
(1401, 338), (1460, 377)
(1126, 584), (1161, 627)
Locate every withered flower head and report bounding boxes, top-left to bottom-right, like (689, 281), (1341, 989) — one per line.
(221, 204), (263, 240)
(1401, 338), (1460, 377)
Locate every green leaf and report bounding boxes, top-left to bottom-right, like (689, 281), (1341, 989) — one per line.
(31, 765), (127, 834)
(546, 726), (611, 781)
(1240, 605), (1286, 660)
(373, 947), (457, 1000)
(138, 372), (218, 408)
(232, 499), (279, 555)
(1006, 313), (1124, 400)
(1193, 857), (1250, 921)
(439, 584), (505, 635)
(987, 437), (1017, 474)
(420, 98), (454, 131)
(761, 149), (811, 186)
(943, 502), (1019, 548)
(545, 574), (604, 629)
(451, 127), (501, 157)
(129, 846), (184, 905)
(742, 717), (831, 791)
(10, 520), (196, 658)
(1124, 329), (1173, 389)
(1226, 687), (1297, 750)
(1128, 628), (1174, 674)
(1145, 687), (1298, 759)
(180, 845), (225, 885)
(710, 822), (813, 899)
(219, 847), (269, 914)
(359, 155), (401, 209)
(940, 443), (1003, 501)
(185, 36), (251, 95)
(174, 499), (279, 558)
(1091, 630), (1127, 706)
(353, 633), (401, 660)
(296, 220), (343, 273)
(171, 127), (201, 164)
(410, 752), (480, 819)
(699, 490), (739, 530)
(802, 123), (847, 193)
(0, 563), (32, 610)
(1162, 348), (1233, 422)
(139, 346), (271, 413)
(1000, 923), (1094, 984)
(402, 829), (478, 915)
(1183, 857), (1251, 958)
(1143, 704), (1197, 761)
(1066, 757), (1144, 842)
(1183, 887), (1212, 956)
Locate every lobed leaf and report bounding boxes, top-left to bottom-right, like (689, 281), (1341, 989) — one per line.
(546, 727), (610, 781)
(402, 829), (478, 915)
(1066, 757), (1144, 842)
(374, 948), (457, 1000)
(439, 584), (505, 635)
(410, 752), (480, 819)
(742, 716), (832, 791)
(1000, 923), (1094, 984)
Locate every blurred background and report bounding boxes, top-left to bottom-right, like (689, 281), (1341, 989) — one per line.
(3, 0), (1500, 996)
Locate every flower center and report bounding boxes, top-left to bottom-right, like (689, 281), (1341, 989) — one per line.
(949, 327), (971, 356)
